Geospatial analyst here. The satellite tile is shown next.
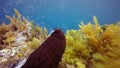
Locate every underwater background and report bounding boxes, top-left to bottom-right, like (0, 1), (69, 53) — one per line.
(0, 0), (120, 32)
(0, 0), (120, 68)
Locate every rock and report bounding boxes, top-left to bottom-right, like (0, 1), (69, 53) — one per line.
(21, 29), (66, 68)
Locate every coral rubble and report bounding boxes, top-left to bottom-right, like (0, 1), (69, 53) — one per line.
(0, 9), (48, 68)
(22, 29), (66, 68)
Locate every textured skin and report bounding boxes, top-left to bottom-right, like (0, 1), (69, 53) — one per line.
(21, 29), (66, 68)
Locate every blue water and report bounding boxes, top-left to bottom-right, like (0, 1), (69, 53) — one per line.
(0, 0), (120, 32)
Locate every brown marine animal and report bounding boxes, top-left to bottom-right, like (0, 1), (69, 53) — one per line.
(21, 29), (66, 68)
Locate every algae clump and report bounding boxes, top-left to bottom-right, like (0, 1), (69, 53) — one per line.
(0, 9), (48, 67)
(60, 16), (120, 68)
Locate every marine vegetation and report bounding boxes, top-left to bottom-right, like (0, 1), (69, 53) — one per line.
(0, 9), (48, 68)
(0, 9), (120, 68)
(60, 16), (120, 68)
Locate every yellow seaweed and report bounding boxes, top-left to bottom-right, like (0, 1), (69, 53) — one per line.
(27, 38), (41, 49)
(0, 9), (48, 67)
(61, 16), (120, 68)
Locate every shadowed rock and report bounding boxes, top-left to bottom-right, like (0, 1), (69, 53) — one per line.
(21, 29), (66, 68)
